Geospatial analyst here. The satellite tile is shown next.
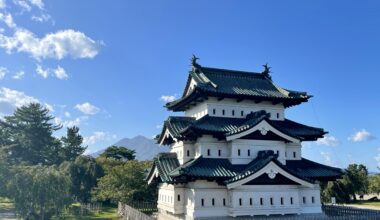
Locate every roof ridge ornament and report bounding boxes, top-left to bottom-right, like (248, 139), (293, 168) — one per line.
(191, 54), (201, 73)
(262, 63), (272, 80)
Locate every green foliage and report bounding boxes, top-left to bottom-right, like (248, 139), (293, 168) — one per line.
(99, 146), (136, 161)
(0, 103), (62, 165)
(368, 175), (380, 194)
(60, 156), (104, 203)
(7, 165), (71, 220)
(321, 163), (369, 204)
(61, 126), (87, 162)
(92, 160), (155, 203)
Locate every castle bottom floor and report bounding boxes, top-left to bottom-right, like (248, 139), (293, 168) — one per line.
(157, 181), (322, 220)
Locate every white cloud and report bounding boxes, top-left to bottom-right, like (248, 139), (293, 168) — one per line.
(13, 0), (44, 11)
(54, 115), (88, 128)
(36, 64), (48, 78)
(28, 0), (43, 9)
(44, 103), (53, 112)
(75, 102), (100, 115)
(160, 95), (176, 103)
(53, 65), (68, 79)
(0, 13), (17, 29)
(0, 29), (100, 60)
(156, 124), (163, 129)
(316, 135), (339, 147)
(320, 151), (336, 166)
(31, 13), (51, 23)
(64, 111), (70, 118)
(348, 129), (376, 142)
(13, 70), (24, 79)
(0, 66), (8, 79)
(0, 0), (6, 9)
(0, 87), (39, 115)
(83, 131), (116, 145)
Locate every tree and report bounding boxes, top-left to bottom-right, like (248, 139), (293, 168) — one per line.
(0, 103), (62, 165)
(60, 155), (104, 203)
(344, 164), (368, 200)
(92, 160), (155, 203)
(61, 126), (86, 162)
(7, 166), (71, 220)
(368, 175), (380, 194)
(99, 146), (136, 161)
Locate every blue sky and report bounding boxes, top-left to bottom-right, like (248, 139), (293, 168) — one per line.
(0, 0), (379, 171)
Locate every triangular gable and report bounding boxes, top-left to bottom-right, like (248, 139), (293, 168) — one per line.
(226, 120), (300, 143)
(158, 128), (177, 145)
(147, 166), (159, 185)
(226, 161), (314, 189)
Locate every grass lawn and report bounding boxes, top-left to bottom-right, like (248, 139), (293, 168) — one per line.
(0, 197), (15, 212)
(54, 205), (120, 220)
(347, 200), (380, 210)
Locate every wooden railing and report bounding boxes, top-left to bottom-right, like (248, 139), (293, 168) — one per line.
(118, 201), (157, 220)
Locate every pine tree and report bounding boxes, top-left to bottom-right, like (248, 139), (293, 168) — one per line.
(61, 126), (86, 162)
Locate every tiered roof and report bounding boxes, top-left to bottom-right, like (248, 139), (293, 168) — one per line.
(166, 62), (311, 111)
(157, 111), (326, 145)
(147, 151), (344, 185)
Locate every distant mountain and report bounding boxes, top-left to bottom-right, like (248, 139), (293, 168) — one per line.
(91, 135), (169, 160)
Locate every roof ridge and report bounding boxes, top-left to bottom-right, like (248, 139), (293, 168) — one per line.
(200, 66), (263, 77)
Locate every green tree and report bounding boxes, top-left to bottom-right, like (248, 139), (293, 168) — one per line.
(7, 166), (71, 220)
(61, 126), (86, 162)
(92, 160), (155, 203)
(99, 146), (136, 161)
(0, 103), (62, 165)
(60, 155), (104, 203)
(344, 164), (368, 200)
(368, 175), (380, 194)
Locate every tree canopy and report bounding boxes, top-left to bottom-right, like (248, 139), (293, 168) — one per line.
(99, 146), (136, 161)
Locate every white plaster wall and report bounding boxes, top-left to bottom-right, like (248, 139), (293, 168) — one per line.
(196, 135), (230, 159)
(229, 140), (286, 164)
(185, 97), (285, 120)
(171, 141), (196, 165)
(298, 184), (322, 214)
(285, 143), (302, 160)
(158, 183), (187, 214)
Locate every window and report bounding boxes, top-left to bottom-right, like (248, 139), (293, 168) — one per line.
(239, 198), (242, 206)
(312, 196), (315, 204)
(276, 150), (279, 156)
(187, 150), (190, 157)
(232, 110), (235, 116)
(248, 149), (251, 156)
(222, 109), (225, 115)
(303, 197), (306, 204)
(281, 197), (284, 205)
(285, 152), (287, 158)
(277, 113), (280, 119)
(218, 149), (221, 156)
(178, 195), (181, 202)
(238, 149), (241, 156)
(260, 198), (263, 205)
(201, 198), (204, 206)
(250, 198), (253, 206)
(223, 198), (226, 206)
(207, 149), (210, 156)
(241, 110), (244, 116)
(212, 198), (215, 206)
(293, 152), (296, 158)
(270, 197), (273, 205)
(290, 197), (293, 205)
(213, 109), (216, 115)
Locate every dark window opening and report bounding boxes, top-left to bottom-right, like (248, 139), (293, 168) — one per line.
(270, 198), (273, 205)
(290, 197), (293, 205)
(212, 198), (215, 206)
(207, 149), (210, 156)
(303, 197), (306, 204)
(213, 109), (216, 115)
(281, 197), (284, 205)
(232, 110), (235, 116)
(222, 109), (225, 115)
(238, 149), (241, 156)
(248, 149), (251, 156)
(218, 149), (221, 156)
(241, 111), (244, 116)
(312, 197), (315, 203)
(201, 198), (204, 206)
(239, 198), (242, 206)
(178, 195), (181, 202)
(250, 198), (253, 206)
(260, 198), (263, 205)
(293, 152), (296, 158)
(277, 113), (280, 119)
(276, 150), (279, 156)
(223, 198), (226, 206)
(187, 150), (190, 157)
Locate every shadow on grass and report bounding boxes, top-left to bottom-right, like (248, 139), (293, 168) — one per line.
(54, 206), (120, 220)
